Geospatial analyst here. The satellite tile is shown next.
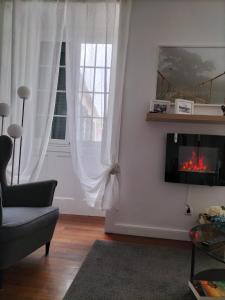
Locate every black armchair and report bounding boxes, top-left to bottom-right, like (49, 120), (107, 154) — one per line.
(0, 135), (59, 287)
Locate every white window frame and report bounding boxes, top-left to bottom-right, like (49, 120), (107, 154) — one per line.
(49, 41), (112, 147)
(50, 42), (69, 146)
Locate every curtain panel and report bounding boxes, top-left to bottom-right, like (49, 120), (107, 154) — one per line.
(0, 0), (66, 182)
(65, 0), (132, 209)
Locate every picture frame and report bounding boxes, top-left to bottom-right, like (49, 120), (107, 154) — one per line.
(156, 46), (225, 105)
(175, 99), (194, 115)
(150, 100), (171, 113)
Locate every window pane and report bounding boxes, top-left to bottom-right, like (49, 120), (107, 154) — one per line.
(92, 68), (110, 93)
(107, 69), (110, 93)
(81, 117), (92, 141)
(54, 92), (67, 116)
(93, 93), (104, 117)
(107, 44), (112, 67)
(95, 68), (105, 93)
(104, 93), (109, 115)
(57, 67), (66, 90)
(85, 44), (96, 67)
(92, 118), (103, 142)
(78, 43), (112, 142)
(96, 44), (112, 67)
(80, 92), (93, 117)
(80, 44), (85, 66)
(51, 117), (66, 140)
(80, 67), (94, 92)
(60, 42), (66, 66)
(80, 44), (97, 67)
(96, 44), (106, 67)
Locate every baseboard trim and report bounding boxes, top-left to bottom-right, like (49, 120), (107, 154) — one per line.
(59, 213), (105, 223)
(53, 197), (105, 217)
(106, 223), (190, 241)
(54, 196), (74, 201)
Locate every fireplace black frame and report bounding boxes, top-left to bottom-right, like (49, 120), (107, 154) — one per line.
(165, 133), (225, 186)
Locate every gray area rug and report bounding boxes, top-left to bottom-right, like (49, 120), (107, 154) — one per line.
(63, 240), (223, 300)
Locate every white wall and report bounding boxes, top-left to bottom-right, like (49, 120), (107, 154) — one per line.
(39, 145), (104, 216)
(105, 0), (225, 240)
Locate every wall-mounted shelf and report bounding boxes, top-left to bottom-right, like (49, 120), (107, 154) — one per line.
(146, 112), (225, 124)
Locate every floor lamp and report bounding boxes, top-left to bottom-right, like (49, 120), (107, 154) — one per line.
(0, 103), (10, 135)
(7, 124), (23, 185)
(17, 86), (30, 184)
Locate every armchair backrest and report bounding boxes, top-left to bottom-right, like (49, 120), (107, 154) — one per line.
(0, 135), (12, 186)
(0, 184), (2, 226)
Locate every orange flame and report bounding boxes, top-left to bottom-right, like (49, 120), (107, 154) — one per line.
(180, 151), (208, 172)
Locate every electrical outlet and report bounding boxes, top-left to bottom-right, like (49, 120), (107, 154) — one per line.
(185, 204), (193, 216)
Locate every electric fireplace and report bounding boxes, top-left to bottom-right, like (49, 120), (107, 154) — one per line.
(165, 133), (225, 186)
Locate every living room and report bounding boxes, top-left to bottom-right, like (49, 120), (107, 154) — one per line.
(1, 0), (225, 299)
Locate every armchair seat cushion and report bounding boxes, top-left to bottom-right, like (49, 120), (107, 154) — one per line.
(0, 206), (59, 243)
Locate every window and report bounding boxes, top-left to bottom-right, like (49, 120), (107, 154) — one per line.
(51, 42), (67, 141)
(50, 42), (112, 142)
(80, 43), (112, 142)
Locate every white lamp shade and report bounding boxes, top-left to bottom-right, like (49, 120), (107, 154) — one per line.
(7, 124), (23, 139)
(0, 103), (10, 117)
(17, 86), (31, 99)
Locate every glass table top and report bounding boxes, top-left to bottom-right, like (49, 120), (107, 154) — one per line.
(190, 223), (225, 264)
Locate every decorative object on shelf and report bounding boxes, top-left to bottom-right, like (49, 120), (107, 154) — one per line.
(175, 99), (194, 114)
(17, 86), (30, 184)
(198, 213), (211, 225)
(221, 105), (225, 116)
(206, 206), (225, 217)
(198, 206), (225, 224)
(7, 124), (23, 185)
(0, 103), (10, 135)
(150, 100), (170, 113)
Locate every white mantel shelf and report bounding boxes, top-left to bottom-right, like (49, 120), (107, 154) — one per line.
(146, 112), (225, 124)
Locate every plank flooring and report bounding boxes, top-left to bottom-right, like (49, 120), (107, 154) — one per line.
(0, 214), (191, 300)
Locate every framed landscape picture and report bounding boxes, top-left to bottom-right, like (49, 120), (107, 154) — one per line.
(156, 46), (225, 105)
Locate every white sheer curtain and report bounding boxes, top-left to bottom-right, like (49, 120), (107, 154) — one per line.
(0, 1), (12, 113)
(66, 0), (131, 209)
(0, 0), (65, 182)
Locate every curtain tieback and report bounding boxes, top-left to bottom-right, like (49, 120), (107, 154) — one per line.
(110, 163), (120, 175)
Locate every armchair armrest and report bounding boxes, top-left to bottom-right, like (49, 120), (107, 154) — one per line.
(2, 180), (57, 207)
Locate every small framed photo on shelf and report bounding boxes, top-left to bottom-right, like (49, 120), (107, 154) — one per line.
(150, 100), (171, 113)
(175, 99), (194, 115)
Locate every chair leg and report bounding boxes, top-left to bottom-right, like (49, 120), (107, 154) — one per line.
(45, 241), (51, 256)
(0, 270), (3, 289)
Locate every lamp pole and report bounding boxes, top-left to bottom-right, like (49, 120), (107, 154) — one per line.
(17, 86), (30, 184)
(11, 138), (16, 185)
(17, 98), (25, 184)
(7, 124), (23, 185)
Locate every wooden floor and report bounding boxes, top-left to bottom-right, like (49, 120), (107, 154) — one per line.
(0, 215), (191, 300)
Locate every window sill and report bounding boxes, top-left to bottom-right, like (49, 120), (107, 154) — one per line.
(48, 141), (71, 154)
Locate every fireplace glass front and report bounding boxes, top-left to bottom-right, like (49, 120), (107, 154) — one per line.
(178, 146), (219, 174)
(165, 134), (225, 186)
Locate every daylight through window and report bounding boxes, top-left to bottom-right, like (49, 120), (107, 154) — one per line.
(51, 42), (112, 142)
